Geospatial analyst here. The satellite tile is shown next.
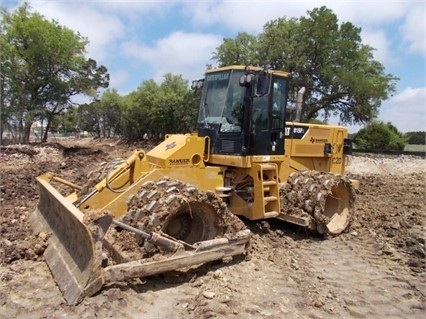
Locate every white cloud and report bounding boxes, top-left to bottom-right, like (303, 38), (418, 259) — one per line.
(182, 1), (299, 34)
(328, 86), (426, 134)
(27, 1), (125, 61)
(109, 69), (130, 93)
(400, 3), (426, 56)
(121, 31), (223, 82)
(361, 28), (395, 66)
(379, 87), (426, 132)
(183, 1), (412, 33)
(328, 0), (408, 26)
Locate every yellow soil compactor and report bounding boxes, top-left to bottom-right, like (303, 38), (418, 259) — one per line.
(31, 65), (357, 305)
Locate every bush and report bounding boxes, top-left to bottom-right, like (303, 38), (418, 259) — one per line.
(354, 122), (407, 152)
(404, 131), (425, 145)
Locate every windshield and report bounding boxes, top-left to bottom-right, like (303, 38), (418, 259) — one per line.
(197, 70), (246, 133)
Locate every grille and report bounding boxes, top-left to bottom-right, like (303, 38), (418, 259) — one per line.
(221, 140), (235, 153)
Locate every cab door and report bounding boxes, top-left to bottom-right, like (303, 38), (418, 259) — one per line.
(249, 76), (287, 156)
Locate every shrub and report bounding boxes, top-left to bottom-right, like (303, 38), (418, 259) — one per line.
(353, 122), (407, 152)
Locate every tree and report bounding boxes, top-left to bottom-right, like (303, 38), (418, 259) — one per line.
(353, 122), (407, 152)
(98, 90), (125, 138)
(122, 74), (197, 141)
(213, 6), (398, 126)
(123, 79), (160, 140)
(0, 3), (109, 144)
(49, 105), (79, 136)
(404, 131), (426, 145)
(212, 32), (260, 66)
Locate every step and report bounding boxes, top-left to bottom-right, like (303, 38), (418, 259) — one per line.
(264, 196), (278, 203)
(259, 163), (276, 171)
(264, 211), (279, 218)
(262, 180), (278, 186)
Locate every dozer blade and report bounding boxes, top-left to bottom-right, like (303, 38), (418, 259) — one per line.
(30, 174), (251, 306)
(29, 175), (103, 305)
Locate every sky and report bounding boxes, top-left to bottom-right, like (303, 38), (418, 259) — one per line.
(1, 0), (425, 133)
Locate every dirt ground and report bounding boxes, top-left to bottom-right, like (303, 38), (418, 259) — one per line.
(0, 138), (425, 319)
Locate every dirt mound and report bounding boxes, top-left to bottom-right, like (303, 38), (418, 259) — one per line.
(346, 153), (425, 175)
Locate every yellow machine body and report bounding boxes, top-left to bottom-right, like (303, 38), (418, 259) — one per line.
(73, 120), (351, 223)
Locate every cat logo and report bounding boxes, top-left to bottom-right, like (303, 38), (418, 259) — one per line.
(284, 125), (308, 139)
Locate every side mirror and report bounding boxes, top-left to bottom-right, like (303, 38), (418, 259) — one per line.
(255, 72), (271, 96)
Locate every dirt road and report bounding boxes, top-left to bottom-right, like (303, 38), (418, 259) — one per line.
(0, 139), (424, 318)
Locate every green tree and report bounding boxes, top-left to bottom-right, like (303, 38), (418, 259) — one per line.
(124, 79), (160, 140)
(122, 74), (196, 141)
(75, 91), (124, 139)
(0, 3), (109, 144)
(213, 6), (398, 126)
(50, 105), (79, 136)
(404, 131), (426, 145)
(96, 89), (125, 138)
(77, 102), (103, 137)
(212, 32), (260, 66)
(353, 122), (407, 152)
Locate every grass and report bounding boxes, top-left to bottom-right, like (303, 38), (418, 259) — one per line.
(404, 144), (426, 152)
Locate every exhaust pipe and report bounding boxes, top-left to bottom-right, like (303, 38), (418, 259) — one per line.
(294, 87), (306, 122)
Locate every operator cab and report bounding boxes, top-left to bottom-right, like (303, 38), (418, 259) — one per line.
(193, 65), (289, 156)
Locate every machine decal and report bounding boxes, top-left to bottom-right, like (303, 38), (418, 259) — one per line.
(169, 158), (190, 166)
(165, 141), (177, 151)
(206, 72), (229, 81)
(332, 143), (342, 153)
(310, 137), (328, 143)
(284, 125), (309, 139)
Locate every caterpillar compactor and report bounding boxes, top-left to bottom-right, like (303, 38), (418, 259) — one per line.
(31, 65), (356, 305)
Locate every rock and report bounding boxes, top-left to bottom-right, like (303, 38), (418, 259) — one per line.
(202, 291), (215, 299)
(2, 238), (13, 247)
(276, 229), (284, 236)
(212, 270), (223, 279)
(390, 222), (401, 230)
(313, 299), (325, 308)
(290, 258), (299, 270)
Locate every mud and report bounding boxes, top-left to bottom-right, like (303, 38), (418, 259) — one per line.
(0, 138), (425, 319)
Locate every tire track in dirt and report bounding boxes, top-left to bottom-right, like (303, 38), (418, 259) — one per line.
(291, 233), (425, 318)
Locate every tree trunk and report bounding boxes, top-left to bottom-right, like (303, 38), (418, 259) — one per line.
(18, 119), (24, 144)
(0, 121), (3, 146)
(43, 116), (53, 142)
(23, 122), (32, 144)
(42, 123), (49, 142)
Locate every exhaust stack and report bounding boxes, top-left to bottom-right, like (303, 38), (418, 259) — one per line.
(295, 87), (306, 122)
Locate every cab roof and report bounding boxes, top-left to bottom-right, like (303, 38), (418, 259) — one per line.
(206, 65), (290, 77)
